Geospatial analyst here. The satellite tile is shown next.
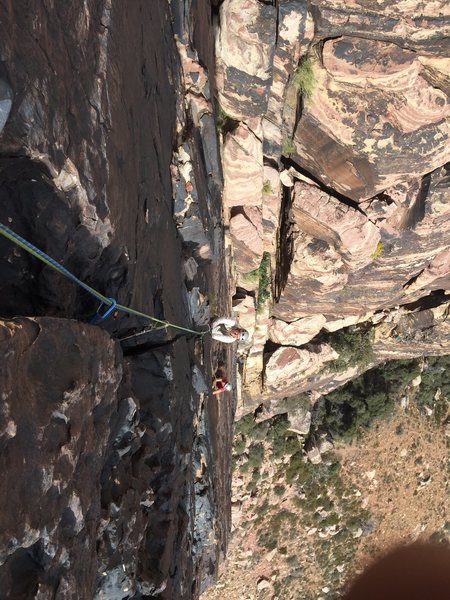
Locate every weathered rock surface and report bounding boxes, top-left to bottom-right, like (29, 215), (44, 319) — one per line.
(0, 75), (13, 135)
(215, 0), (450, 412)
(0, 1), (232, 599)
(229, 207), (264, 273)
(292, 37), (450, 201)
(263, 0), (314, 160)
(262, 166), (283, 256)
(270, 314), (327, 347)
(215, 0), (276, 120)
(0, 318), (122, 598)
(288, 407), (312, 437)
(276, 166), (450, 320)
(264, 343), (338, 398)
(310, 0), (450, 55)
(223, 121), (263, 208)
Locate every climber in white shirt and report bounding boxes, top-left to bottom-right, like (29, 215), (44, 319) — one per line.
(211, 317), (249, 344)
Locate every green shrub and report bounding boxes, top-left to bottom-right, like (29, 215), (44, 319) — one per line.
(233, 433), (247, 455)
(293, 57), (316, 99)
(256, 251), (271, 312)
(282, 137), (296, 155)
(286, 452), (312, 484)
(327, 328), (374, 372)
(274, 484), (285, 496)
(216, 105), (232, 133)
(256, 499), (270, 516)
(415, 356), (450, 421)
(235, 413), (259, 437)
(241, 268), (259, 284)
(314, 358), (426, 439)
(279, 392), (310, 414)
(263, 179), (273, 194)
(267, 414), (290, 444)
(371, 241), (383, 259)
(247, 442), (265, 469)
(258, 530), (277, 550)
(239, 461), (250, 474)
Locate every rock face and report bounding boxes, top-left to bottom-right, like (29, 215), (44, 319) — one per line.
(0, 1), (231, 598)
(230, 208), (264, 273)
(223, 122), (263, 209)
(0, 318), (122, 598)
(264, 343), (338, 398)
(270, 314), (327, 347)
(0, 75), (13, 134)
(215, 0), (450, 412)
(292, 37), (450, 201)
(263, 0), (314, 160)
(310, 0), (450, 55)
(276, 165), (450, 320)
(215, 0), (277, 119)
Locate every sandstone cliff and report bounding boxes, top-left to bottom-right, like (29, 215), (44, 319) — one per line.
(215, 0), (450, 412)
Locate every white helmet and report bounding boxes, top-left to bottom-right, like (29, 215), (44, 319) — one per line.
(239, 329), (249, 342)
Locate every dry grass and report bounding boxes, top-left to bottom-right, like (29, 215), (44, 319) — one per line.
(202, 405), (449, 600)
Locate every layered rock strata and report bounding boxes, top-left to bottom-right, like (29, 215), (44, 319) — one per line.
(215, 0), (450, 407)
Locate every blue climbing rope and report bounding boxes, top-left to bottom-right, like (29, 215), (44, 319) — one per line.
(0, 221), (203, 336)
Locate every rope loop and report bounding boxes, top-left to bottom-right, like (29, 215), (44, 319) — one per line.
(90, 297), (117, 324)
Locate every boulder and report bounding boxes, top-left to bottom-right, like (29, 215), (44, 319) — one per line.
(270, 315), (326, 346)
(307, 446), (322, 465)
(229, 207), (264, 273)
(292, 37), (450, 201)
(257, 577), (271, 592)
(288, 409), (312, 437)
(318, 438), (334, 455)
(215, 0), (277, 119)
(223, 122), (263, 208)
(264, 343), (338, 397)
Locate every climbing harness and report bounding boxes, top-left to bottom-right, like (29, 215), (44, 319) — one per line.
(0, 221), (205, 337)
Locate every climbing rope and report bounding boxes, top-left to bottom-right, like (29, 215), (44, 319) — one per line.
(0, 221), (205, 337)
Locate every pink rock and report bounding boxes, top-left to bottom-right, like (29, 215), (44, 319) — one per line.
(229, 208), (264, 273)
(263, 1), (314, 159)
(262, 166), (282, 253)
(275, 166), (450, 319)
(264, 344), (338, 396)
(215, 0), (276, 119)
(223, 123), (263, 208)
(270, 315), (326, 346)
(292, 37), (450, 201)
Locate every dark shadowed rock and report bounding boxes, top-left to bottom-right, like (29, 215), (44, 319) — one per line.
(0, 76), (13, 134)
(0, 317), (122, 599)
(0, 1), (231, 599)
